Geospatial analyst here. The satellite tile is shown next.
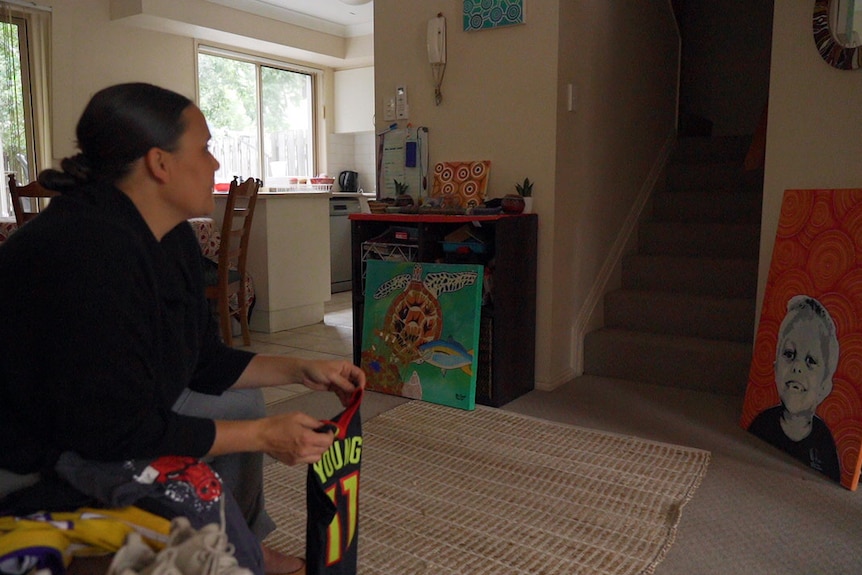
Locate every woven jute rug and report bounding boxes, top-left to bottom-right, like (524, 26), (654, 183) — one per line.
(262, 400), (710, 574)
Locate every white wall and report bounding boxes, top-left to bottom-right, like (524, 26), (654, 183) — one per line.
(373, 1), (559, 196)
(373, 0), (679, 388)
(552, 2), (679, 386)
(760, 2), (862, 321)
(374, 0), (560, 385)
(49, 0), (197, 160)
(326, 132), (376, 192)
(45, 0), (373, 166)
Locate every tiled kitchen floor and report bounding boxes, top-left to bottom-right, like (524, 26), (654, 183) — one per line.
(241, 290), (354, 407)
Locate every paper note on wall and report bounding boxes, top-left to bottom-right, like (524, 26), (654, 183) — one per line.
(378, 128), (428, 200)
(380, 129), (407, 198)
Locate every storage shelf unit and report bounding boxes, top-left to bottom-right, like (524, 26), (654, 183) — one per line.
(359, 226), (420, 292)
(349, 213), (538, 406)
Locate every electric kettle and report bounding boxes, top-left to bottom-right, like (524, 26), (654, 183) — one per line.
(339, 171), (359, 192)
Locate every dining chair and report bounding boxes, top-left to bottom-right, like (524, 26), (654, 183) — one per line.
(7, 173), (60, 227)
(204, 176), (262, 347)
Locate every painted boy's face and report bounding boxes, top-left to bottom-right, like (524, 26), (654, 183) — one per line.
(775, 318), (831, 416)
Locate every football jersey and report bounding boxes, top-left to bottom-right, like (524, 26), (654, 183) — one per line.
(306, 388), (363, 575)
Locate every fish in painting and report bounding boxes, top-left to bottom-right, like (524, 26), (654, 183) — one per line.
(415, 338), (474, 376)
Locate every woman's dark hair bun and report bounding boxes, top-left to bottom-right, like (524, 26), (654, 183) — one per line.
(37, 154), (92, 192)
(61, 154), (92, 183)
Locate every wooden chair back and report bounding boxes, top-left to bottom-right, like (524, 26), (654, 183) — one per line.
(205, 176), (262, 346)
(8, 173), (60, 227)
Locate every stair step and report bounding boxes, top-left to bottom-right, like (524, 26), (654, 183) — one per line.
(665, 162), (749, 193)
(651, 190), (762, 223)
(604, 290), (755, 342)
(583, 328), (752, 395)
(580, 135), (762, 395)
(638, 221), (761, 259)
(671, 135), (752, 163)
(622, 254), (758, 298)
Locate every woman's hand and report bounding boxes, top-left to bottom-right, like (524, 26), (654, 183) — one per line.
(234, 356), (365, 406)
(298, 359), (365, 406)
(211, 412), (336, 465)
(261, 411), (337, 465)
(213, 357), (365, 462)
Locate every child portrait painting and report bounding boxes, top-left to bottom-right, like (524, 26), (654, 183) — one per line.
(741, 189), (862, 490)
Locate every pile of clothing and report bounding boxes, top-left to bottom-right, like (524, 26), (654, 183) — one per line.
(108, 514), (251, 575)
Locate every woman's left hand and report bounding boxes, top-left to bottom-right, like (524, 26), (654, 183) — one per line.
(235, 355), (365, 406)
(299, 359), (365, 406)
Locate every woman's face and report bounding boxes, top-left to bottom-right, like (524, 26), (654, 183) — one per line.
(162, 105), (220, 218)
(775, 317), (832, 416)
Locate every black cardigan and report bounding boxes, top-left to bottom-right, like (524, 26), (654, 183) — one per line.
(0, 183), (254, 476)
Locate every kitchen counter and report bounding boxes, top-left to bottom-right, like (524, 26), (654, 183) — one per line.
(213, 192), (330, 333)
(247, 189), (376, 198)
(259, 191), (327, 198)
(330, 190), (377, 197)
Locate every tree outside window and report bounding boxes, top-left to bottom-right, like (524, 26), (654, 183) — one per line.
(0, 16), (35, 217)
(198, 50), (315, 187)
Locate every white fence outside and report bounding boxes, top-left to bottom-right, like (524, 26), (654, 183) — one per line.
(212, 129), (310, 184)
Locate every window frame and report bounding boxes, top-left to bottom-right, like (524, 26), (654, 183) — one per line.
(195, 43), (324, 184)
(0, 2), (50, 219)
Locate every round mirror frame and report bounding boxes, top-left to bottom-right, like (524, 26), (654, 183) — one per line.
(814, 0), (862, 69)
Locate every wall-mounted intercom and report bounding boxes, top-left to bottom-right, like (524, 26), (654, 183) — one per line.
(427, 13), (447, 105)
(427, 15), (447, 64)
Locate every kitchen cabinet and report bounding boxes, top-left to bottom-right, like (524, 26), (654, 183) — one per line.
(349, 213), (538, 406)
(214, 191), (331, 333)
(334, 66), (374, 133)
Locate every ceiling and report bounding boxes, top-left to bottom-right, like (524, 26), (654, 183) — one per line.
(205, 0), (374, 37)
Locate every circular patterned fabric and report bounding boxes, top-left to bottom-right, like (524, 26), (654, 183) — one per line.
(431, 160), (490, 209)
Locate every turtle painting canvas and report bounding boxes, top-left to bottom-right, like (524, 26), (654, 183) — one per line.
(361, 260), (484, 410)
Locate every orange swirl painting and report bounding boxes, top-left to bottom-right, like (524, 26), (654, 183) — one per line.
(741, 189), (862, 490)
(431, 161), (490, 209)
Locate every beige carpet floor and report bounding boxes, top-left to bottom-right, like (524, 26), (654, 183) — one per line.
(262, 400), (710, 574)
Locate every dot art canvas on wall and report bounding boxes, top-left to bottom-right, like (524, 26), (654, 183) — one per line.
(741, 189), (862, 490)
(430, 160), (490, 209)
(463, 0), (525, 31)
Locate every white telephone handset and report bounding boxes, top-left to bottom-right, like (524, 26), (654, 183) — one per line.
(427, 15), (446, 64)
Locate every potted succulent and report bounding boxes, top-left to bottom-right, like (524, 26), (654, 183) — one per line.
(501, 177), (532, 214)
(516, 177), (533, 213)
(393, 179), (413, 207)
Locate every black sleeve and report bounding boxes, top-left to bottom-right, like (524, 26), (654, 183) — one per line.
(176, 222), (256, 396)
(0, 222), (215, 471)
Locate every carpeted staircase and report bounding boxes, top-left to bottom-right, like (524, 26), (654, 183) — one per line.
(583, 135), (762, 396)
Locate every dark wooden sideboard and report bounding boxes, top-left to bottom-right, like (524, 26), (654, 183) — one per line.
(349, 213), (537, 406)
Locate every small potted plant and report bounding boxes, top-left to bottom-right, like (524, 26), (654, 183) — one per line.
(501, 177), (532, 214)
(393, 179), (413, 207)
(516, 177), (533, 213)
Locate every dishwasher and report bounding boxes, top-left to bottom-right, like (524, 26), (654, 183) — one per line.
(330, 196), (361, 293)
